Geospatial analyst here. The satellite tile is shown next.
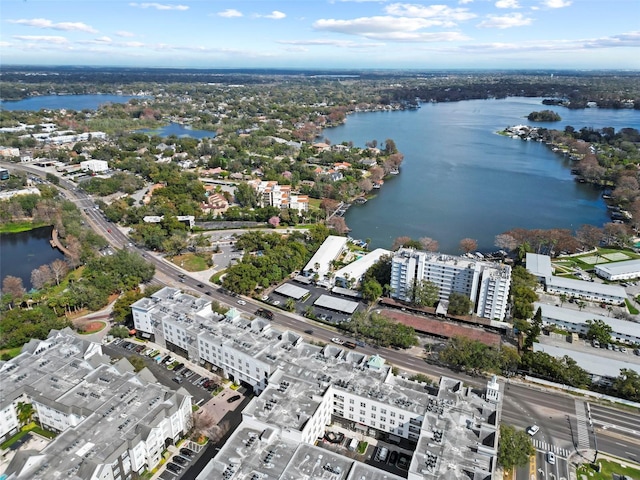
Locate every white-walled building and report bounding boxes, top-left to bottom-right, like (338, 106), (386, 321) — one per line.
(533, 303), (640, 345)
(526, 253), (627, 305)
(134, 287), (503, 480)
(80, 159), (109, 173)
(302, 235), (348, 282)
(334, 248), (391, 288)
(390, 248), (512, 320)
(247, 179), (309, 212)
(0, 328), (192, 480)
(595, 259), (640, 281)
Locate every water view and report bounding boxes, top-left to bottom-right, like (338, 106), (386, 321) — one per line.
(0, 226), (65, 290)
(137, 122), (217, 139)
(323, 97), (640, 253)
(0, 94), (142, 111)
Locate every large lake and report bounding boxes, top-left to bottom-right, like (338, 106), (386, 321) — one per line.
(323, 97), (640, 254)
(0, 226), (65, 290)
(0, 94), (141, 111)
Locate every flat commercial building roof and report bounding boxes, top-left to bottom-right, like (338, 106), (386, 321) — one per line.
(533, 343), (639, 378)
(274, 283), (310, 300)
(334, 248), (391, 285)
(314, 294), (359, 314)
(525, 253), (553, 279)
(302, 235), (348, 280)
(596, 259), (640, 277)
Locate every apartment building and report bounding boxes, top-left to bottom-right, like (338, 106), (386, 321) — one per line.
(0, 328), (192, 480)
(247, 179), (309, 212)
(133, 287), (503, 480)
(390, 248), (511, 320)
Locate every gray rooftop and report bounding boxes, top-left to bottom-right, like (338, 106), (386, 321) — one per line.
(525, 253), (553, 278)
(595, 259), (640, 275)
(314, 294), (359, 314)
(533, 343), (640, 377)
(534, 303), (640, 340)
(274, 283), (310, 299)
(545, 276), (627, 298)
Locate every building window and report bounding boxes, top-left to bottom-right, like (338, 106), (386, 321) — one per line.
(360, 402), (366, 407)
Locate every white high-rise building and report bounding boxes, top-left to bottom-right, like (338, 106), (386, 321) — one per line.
(390, 248), (511, 320)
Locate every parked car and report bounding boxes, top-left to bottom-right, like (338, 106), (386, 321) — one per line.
(227, 394), (241, 403)
(180, 448), (195, 458)
(172, 455), (188, 466)
(172, 377), (183, 384)
(166, 462), (182, 474)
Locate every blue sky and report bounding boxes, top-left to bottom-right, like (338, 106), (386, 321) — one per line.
(1, 0), (639, 70)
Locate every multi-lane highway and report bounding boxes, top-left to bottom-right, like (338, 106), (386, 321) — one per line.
(4, 161), (640, 467)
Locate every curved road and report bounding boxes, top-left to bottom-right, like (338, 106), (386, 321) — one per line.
(3, 161), (639, 465)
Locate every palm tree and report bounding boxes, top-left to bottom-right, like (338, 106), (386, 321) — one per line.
(16, 402), (34, 427)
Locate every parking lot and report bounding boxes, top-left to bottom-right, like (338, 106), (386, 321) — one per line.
(262, 280), (365, 325)
(104, 340), (223, 405)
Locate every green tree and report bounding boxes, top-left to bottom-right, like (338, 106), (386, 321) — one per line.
(361, 279), (383, 303)
(409, 280), (439, 307)
(235, 182), (259, 208)
(497, 424), (535, 469)
(16, 402), (35, 426)
(108, 325), (131, 338)
(111, 289), (145, 324)
(523, 307), (543, 350)
(128, 355), (146, 372)
(447, 292), (472, 316)
(585, 319), (613, 345)
(611, 368), (640, 402)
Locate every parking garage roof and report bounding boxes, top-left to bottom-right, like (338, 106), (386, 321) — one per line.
(314, 294), (359, 314)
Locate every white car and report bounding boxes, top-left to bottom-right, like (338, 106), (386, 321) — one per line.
(527, 425), (540, 436)
(237, 299), (246, 306)
(546, 451), (555, 465)
(331, 338), (344, 345)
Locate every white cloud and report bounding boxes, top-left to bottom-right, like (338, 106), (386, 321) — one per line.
(218, 9), (243, 18)
(278, 39), (385, 48)
(123, 41), (146, 48)
(384, 3), (476, 22)
(315, 16), (439, 34)
(8, 18), (97, 33)
(263, 11), (286, 20)
(13, 35), (69, 44)
(477, 12), (532, 28)
(129, 3), (189, 11)
(116, 31), (136, 37)
(541, 0), (572, 8)
(459, 0), (474, 4)
(459, 31), (640, 54)
(495, 0), (521, 8)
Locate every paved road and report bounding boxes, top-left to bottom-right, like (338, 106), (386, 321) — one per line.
(4, 161), (640, 466)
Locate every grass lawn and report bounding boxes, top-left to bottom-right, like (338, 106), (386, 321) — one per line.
(577, 458), (640, 480)
(0, 346), (23, 360)
(625, 298), (639, 314)
(0, 422), (57, 449)
(169, 253), (210, 272)
(0, 221), (49, 234)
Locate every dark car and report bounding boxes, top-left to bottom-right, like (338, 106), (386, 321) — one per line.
(166, 462), (182, 474)
(197, 283), (204, 288)
(180, 448), (195, 458)
(172, 455), (188, 466)
(172, 377), (183, 384)
(304, 329), (314, 335)
(389, 451), (399, 465)
(227, 394), (241, 403)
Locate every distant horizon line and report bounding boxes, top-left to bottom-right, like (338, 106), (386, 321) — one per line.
(2, 64), (640, 74)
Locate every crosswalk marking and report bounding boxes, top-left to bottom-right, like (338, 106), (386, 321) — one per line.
(532, 439), (570, 457)
(575, 399), (591, 450)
